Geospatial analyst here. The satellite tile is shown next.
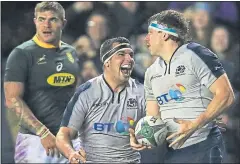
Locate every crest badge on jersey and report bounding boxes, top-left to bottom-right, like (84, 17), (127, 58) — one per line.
(175, 65), (186, 76)
(37, 54), (47, 65)
(127, 98), (138, 110)
(66, 52), (74, 63)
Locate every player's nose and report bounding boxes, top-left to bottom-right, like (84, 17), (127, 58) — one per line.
(145, 34), (150, 45)
(43, 20), (51, 28)
(124, 54), (134, 63)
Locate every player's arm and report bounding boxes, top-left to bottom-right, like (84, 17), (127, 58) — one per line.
(144, 69), (161, 118)
(4, 48), (59, 157)
(56, 127), (86, 163)
(56, 82), (90, 162)
(167, 44), (235, 148)
(4, 48), (48, 135)
(189, 44), (235, 129)
(194, 73), (234, 128)
(4, 82), (46, 135)
(146, 101), (160, 117)
(129, 69), (158, 150)
(168, 74), (234, 148)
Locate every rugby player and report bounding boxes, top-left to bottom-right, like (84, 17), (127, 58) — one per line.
(56, 37), (146, 163)
(4, 2), (81, 163)
(130, 10), (235, 163)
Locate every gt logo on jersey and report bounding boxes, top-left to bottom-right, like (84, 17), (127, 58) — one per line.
(47, 73), (75, 86)
(157, 84), (186, 105)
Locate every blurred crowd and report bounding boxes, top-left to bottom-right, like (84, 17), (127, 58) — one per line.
(1, 1), (240, 163)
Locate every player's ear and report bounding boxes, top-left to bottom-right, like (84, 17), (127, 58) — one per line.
(33, 18), (37, 25)
(163, 33), (169, 41)
(106, 62), (110, 67)
(62, 19), (67, 30)
(104, 61), (109, 68)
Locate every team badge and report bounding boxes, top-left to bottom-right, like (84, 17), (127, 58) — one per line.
(66, 52), (74, 63)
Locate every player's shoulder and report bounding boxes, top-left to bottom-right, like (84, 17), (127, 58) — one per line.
(75, 81), (92, 97)
(185, 42), (218, 60)
(60, 41), (76, 52)
(75, 75), (101, 96)
(15, 39), (37, 51)
(8, 40), (37, 58)
(145, 57), (160, 76)
(129, 78), (144, 88)
(128, 78), (144, 95)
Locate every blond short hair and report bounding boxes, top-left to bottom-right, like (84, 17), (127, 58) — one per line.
(34, 1), (65, 20)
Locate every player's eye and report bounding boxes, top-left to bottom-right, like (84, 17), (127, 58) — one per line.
(129, 53), (134, 58)
(38, 17), (45, 22)
(50, 18), (58, 23)
(118, 53), (124, 56)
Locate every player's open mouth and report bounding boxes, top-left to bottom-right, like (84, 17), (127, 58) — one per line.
(43, 31), (53, 36)
(120, 64), (132, 76)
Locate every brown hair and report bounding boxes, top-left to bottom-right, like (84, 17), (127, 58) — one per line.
(148, 10), (191, 45)
(34, 2), (65, 20)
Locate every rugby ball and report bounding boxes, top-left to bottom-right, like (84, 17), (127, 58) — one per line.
(135, 116), (168, 147)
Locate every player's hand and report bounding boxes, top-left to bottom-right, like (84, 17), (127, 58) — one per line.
(69, 148), (86, 163)
(214, 115), (227, 132)
(166, 118), (198, 149)
(40, 132), (61, 158)
(129, 128), (151, 151)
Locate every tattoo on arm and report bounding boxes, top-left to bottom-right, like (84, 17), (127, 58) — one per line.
(4, 82), (44, 134)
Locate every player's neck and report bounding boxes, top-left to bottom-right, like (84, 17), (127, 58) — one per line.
(36, 34), (61, 48)
(103, 73), (126, 93)
(160, 42), (179, 64)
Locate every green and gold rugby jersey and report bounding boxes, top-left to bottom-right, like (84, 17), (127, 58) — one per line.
(4, 35), (80, 135)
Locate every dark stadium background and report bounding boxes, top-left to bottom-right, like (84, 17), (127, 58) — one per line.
(1, 1), (240, 163)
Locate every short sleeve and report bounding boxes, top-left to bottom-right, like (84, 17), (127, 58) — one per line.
(137, 82), (147, 116)
(61, 82), (91, 131)
(144, 69), (156, 101)
(4, 48), (28, 82)
(188, 43), (225, 88)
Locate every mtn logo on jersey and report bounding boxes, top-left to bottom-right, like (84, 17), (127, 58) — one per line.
(47, 73), (75, 86)
(157, 84), (186, 105)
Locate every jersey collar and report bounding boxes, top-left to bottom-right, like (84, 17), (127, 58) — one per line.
(169, 44), (185, 62)
(158, 44), (186, 68)
(32, 35), (62, 48)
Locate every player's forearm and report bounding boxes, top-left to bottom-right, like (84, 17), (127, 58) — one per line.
(193, 92), (235, 129)
(56, 132), (75, 159)
(5, 97), (45, 135)
(146, 100), (161, 117)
